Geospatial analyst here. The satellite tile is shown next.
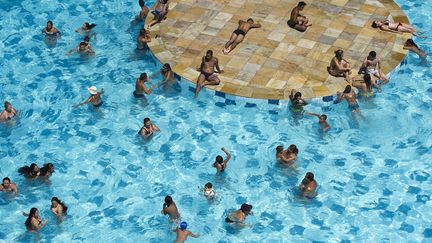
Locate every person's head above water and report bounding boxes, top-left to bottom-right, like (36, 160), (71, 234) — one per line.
(247, 18), (254, 24)
(79, 42), (88, 50)
(276, 145), (284, 154)
(83, 22), (97, 30)
(143, 117), (152, 127)
(139, 0), (145, 7)
(164, 195), (173, 207)
(46, 20), (53, 30)
(4, 101), (12, 111)
(288, 144), (299, 155)
(162, 63), (171, 71)
(405, 38), (418, 48)
(30, 163), (39, 173)
(205, 182), (213, 190)
(294, 91), (302, 100)
(305, 172), (314, 181)
(2, 177), (11, 188)
(298, 1), (306, 9)
(343, 85), (352, 94)
(240, 203), (253, 215)
(84, 35), (90, 43)
(180, 221), (188, 230)
(371, 20), (383, 28)
(319, 114), (327, 122)
(216, 155), (224, 164)
(139, 73), (148, 81)
(335, 49), (344, 60)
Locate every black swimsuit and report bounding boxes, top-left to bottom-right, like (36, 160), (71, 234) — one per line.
(287, 19), (296, 28)
(233, 29), (246, 36)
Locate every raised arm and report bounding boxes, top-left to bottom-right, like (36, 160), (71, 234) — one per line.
(74, 97), (91, 108)
(305, 112), (320, 118)
(222, 147), (231, 164)
(66, 47), (78, 56)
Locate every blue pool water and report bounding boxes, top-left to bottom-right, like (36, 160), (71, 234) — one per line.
(0, 0), (431, 242)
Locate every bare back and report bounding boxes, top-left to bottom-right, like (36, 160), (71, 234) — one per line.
(290, 6), (299, 22)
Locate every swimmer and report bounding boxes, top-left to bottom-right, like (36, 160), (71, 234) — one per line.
(305, 112), (330, 132)
(75, 22), (97, 36)
(0, 101), (17, 121)
(337, 85), (362, 115)
(161, 195), (180, 222)
(361, 51), (388, 85)
(18, 163), (40, 179)
(23, 208), (48, 231)
(0, 177), (18, 194)
(213, 147), (231, 173)
(173, 221), (200, 243)
(203, 182), (215, 199)
(40, 163), (55, 178)
(157, 63), (177, 89)
(66, 41), (95, 56)
(138, 117), (160, 138)
(148, 0), (169, 27)
(351, 73), (375, 97)
(327, 49), (352, 82)
(74, 86), (104, 108)
(136, 0), (149, 21)
(299, 172), (317, 198)
(137, 28), (151, 50)
(403, 39), (427, 58)
(289, 89), (307, 112)
(276, 145), (296, 165)
(223, 18), (261, 54)
(371, 20), (427, 38)
(287, 1), (312, 32)
(134, 73), (152, 98)
(51, 197), (68, 218)
(225, 203), (253, 226)
(285, 144), (299, 163)
(42, 20), (60, 36)
(195, 50), (223, 98)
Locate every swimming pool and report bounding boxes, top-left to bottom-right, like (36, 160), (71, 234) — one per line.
(0, 0), (431, 242)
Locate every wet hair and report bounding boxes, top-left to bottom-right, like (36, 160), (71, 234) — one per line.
(288, 144), (299, 154)
(216, 155), (223, 164)
(25, 208), (38, 229)
(47, 20), (53, 26)
(139, 0), (145, 7)
(240, 203), (253, 214)
(84, 36), (90, 42)
(163, 63), (172, 70)
(139, 73), (148, 81)
(298, 1), (306, 7)
(405, 39), (418, 48)
(343, 85), (352, 94)
(139, 28), (147, 35)
(368, 51), (377, 59)
(364, 74), (372, 90)
(2, 177), (10, 183)
(371, 21), (378, 28)
(305, 172), (314, 181)
(276, 145), (284, 154)
(143, 117), (151, 124)
(4, 101), (11, 109)
(84, 22), (97, 30)
(18, 163), (39, 178)
(40, 163), (54, 177)
(206, 50), (213, 56)
(320, 114), (327, 120)
(294, 92), (302, 99)
(335, 49), (343, 59)
(164, 195), (173, 207)
(79, 41), (87, 47)
(205, 182), (213, 189)
(51, 197), (68, 215)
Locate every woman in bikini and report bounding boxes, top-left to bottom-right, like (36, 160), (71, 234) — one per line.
(74, 86), (104, 108)
(51, 197), (68, 219)
(371, 20), (427, 38)
(23, 208), (48, 231)
(0, 101), (17, 121)
(328, 49), (352, 82)
(138, 117), (160, 138)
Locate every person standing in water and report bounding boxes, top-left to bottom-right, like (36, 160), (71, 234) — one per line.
(337, 85), (361, 114)
(138, 117), (160, 138)
(305, 112), (330, 132)
(161, 195), (180, 222)
(173, 221), (200, 242)
(195, 50), (223, 98)
(0, 177), (18, 194)
(0, 101), (17, 121)
(51, 197), (68, 219)
(213, 147), (231, 173)
(136, 0), (149, 21)
(74, 86), (104, 108)
(299, 172), (317, 198)
(134, 73), (152, 97)
(23, 208), (48, 231)
(225, 203), (253, 226)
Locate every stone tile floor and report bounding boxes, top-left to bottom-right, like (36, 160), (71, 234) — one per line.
(146, 0), (410, 99)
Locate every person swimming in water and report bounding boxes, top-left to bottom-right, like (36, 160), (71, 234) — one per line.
(223, 18), (261, 54)
(148, 0), (169, 28)
(305, 112), (330, 132)
(371, 20), (427, 38)
(203, 182), (215, 199)
(75, 22), (97, 39)
(134, 73), (152, 98)
(74, 86), (104, 108)
(403, 39), (427, 58)
(51, 197), (68, 219)
(299, 172), (317, 198)
(195, 50), (223, 98)
(42, 20), (60, 37)
(40, 163), (55, 178)
(337, 85), (363, 115)
(0, 177), (18, 194)
(18, 163), (40, 179)
(225, 203), (253, 226)
(276, 145), (297, 165)
(289, 89), (307, 113)
(173, 221), (200, 243)
(23, 208), (48, 231)
(0, 101), (17, 121)
(327, 49), (352, 82)
(287, 1), (312, 32)
(213, 147), (231, 173)
(161, 195), (180, 222)
(138, 117), (160, 138)
(66, 41), (95, 56)
(137, 28), (151, 50)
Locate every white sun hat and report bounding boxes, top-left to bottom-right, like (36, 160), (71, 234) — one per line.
(87, 86), (98, 95)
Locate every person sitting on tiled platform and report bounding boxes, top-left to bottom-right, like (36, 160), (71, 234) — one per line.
(287, 1), (312, 32)
(327, 49), (352, 82)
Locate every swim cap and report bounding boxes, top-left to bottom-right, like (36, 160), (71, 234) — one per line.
(180, 221), (187, 230)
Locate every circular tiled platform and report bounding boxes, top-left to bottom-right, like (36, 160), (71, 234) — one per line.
(146, 0), (410, 99)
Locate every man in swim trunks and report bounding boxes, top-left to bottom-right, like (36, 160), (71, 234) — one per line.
(305, 112), (330, 132)
(225, 203), (253, 226)
(223, 18), (261, 54)
(0, 177), (18, 194)
(299, 172), (317, 198)
(136, 0), (149, 21)
(361, 51), (388, 86)
(148, 0), (169, 27)
(194, 50), (223, 98)
(337, 85), (361, 114)
(134, 73), (152, 97)
(328, 49), (352, 82)
(287, 2), (312, 32)
(0, 101), (17, 121)
(173, 221), (200, 243)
